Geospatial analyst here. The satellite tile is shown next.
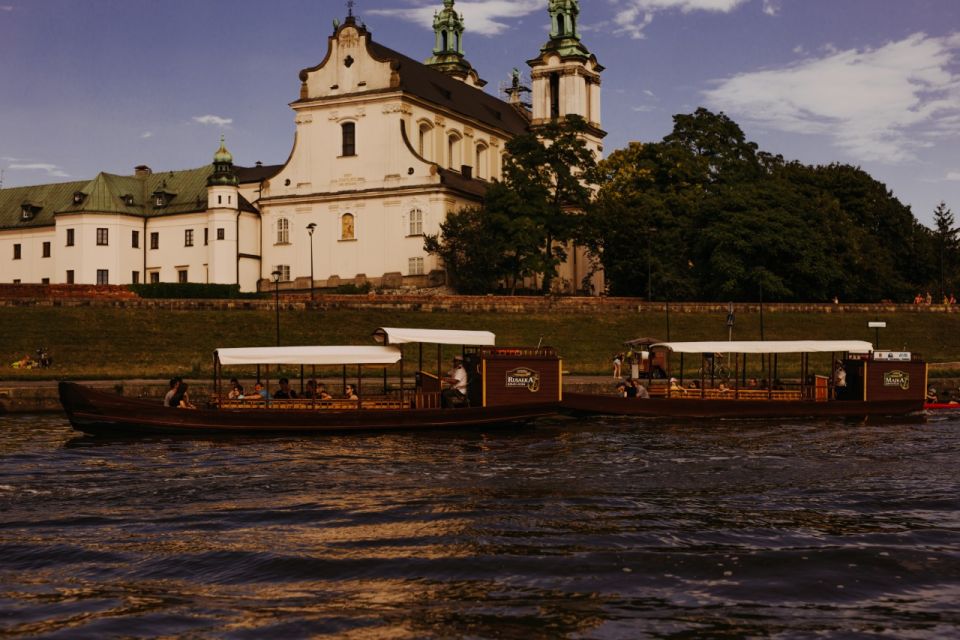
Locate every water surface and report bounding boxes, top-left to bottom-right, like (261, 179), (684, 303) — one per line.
(1, 413), (959, 638)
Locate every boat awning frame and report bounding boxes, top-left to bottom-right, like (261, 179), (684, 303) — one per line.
(650, 340), (874, 355)
(372, 327), (496, 346)
(215, 345), (402, 366)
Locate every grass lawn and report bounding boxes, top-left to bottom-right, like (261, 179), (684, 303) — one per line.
(1, 306), (958, 380)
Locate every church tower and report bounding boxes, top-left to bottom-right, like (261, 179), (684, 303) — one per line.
(527, 0), (604, 155)
(424, 0), (486, 87)
(206, 136), (240, 285)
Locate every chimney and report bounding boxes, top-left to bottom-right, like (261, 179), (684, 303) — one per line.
(134, 165), (152, 178)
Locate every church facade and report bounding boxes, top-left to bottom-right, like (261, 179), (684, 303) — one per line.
(0, 0), (604, 294)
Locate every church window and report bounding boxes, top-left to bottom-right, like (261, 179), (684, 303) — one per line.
(97, 269), (109, 285)
(441, 31), (448, 51)
(43, 241), (51, 258)
(550, 72), (561, 119)
(132, 230), (139, 248)
(409, 208), (423, 236)
(276, 217), (290, 244)
(475, 144), (488, 179)
(341, 122), (356, 156)
(150, 232), (159, 250)
(274, 265), (291, 282)
(184, 229), (194, 247)
(341, 213), (355, 240)
(418, 122), (433, 159)
(96, 228), (109, 246)
(447, 132), (462, 170)
(150, 271), (160, 284)
(217, 228), (225, 241)
(73, 192), (85, 205)
(66, 270), (75, 284)
(13, 244), (21, 260)
(178, 269), (188, 284)
(66, 229), (75, 246)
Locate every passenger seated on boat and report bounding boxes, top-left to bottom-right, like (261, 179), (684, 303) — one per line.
(171, 382), (197, 410)
(747, 378), (759, 389)
(441, 355), (468, 408)
(717, 383), (730, 395)
(243, 382), (268, 402)
(228, 378), (244, 399)
(669, 378), (685, 394)
(163, 377), (182, 407)
(616, 381), (628, 398)
(926, 386), (939, 403)
(344, 384), (359, 400)
(274, 378), (298, 399)
(632, 379), (650, 399)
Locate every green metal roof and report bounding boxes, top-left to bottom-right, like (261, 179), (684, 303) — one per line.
(0, 165), (221, 230)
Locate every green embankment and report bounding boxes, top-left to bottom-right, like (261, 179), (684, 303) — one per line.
(1, 307), (958, 380)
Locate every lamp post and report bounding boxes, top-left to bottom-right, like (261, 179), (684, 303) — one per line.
(271, 269), (281, 346)
(306, 223), (316, 302)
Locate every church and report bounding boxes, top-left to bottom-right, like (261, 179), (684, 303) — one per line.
(0, 0), (604, 294)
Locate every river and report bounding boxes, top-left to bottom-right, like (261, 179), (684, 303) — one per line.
(1, 413), (958, 638)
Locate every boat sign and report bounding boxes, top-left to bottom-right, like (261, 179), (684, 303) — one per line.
(883, 370), (910, 390)
(506, 367), (541, 392)
(874, 351), (911, 361)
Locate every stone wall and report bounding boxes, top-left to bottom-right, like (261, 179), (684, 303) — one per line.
(1, 288), (959, 314)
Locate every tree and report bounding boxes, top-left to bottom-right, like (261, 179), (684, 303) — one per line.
(934, 201), (958, 300)
(423, 207), (510, 294)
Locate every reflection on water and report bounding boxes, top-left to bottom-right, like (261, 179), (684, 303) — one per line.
(1, 412), (959, 638)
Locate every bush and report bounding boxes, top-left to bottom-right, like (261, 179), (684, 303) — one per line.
(129, 283), (264, 299)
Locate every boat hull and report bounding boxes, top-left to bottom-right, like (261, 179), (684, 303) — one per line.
(59, 382), (559, 436)
(561, 392), (924, 419)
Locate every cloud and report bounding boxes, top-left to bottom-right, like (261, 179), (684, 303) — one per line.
(0, 5), (13, 11)
(367, 0), (542, 37)
(7, 163), (70, 178)
(612, 0), (751, 39)
(192, 114), (232, 127)
(703, 32), (960, 163)
(140, 131), (153, 139)
(947, 172), (960, 182)
(761, 0), (780, 16)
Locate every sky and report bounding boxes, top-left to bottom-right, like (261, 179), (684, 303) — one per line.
(1, 0), (958, 227)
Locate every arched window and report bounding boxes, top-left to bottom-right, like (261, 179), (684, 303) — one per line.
(418, 122), (433, 160)
(409, 208), (423, 236)
(447, 132), (462, 170)
(341, 122), (356, 157)
(475, 143), (488, 180)
(341, 213), (355, 240)
(276, 217), (290, 244)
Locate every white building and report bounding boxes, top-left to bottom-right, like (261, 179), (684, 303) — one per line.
(0, 0), (604, 294)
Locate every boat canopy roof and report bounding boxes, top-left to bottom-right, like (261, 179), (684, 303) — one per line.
(216, 345), (402, 366)
(650, 340), (874, 355)
(372, 327), (496, 346)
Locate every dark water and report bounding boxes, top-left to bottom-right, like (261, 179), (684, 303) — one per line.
(1, 413), (959, 639)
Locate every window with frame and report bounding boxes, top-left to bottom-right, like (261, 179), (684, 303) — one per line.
(275, 265), (291, 282)
(132, 271), (139, 284)
(340, 213), (355, 240)
(96, 269), (109, 285)
(204, 228), (209, 246)
(13, 244), (21, 260)
(150, 271), (160, 284)
(341, 122), (356, 157)
(475, 144), (488, 179)
(408, 257), (424, 275)
(42, 241), (51, 258)
(276, 218), (290, 244)
(447, 133), (462, 169)
(217, 228), (225, 241)
(96, 228), (109, 246)
(185, 229), (194, 247)
(409, 208), (423, 236)
(178, 269), (188, 284)
(418, 123), (432, 159)
(66, 270), (75, 284)
(150, 232), (159, 250)
(66, 228), (75, 247)
(132, 230), (139, 248)
(41, 278), (50, 285)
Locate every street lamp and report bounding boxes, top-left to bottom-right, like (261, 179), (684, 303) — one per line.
(306, 223), (316, 302)
(271, 269), (282, 346)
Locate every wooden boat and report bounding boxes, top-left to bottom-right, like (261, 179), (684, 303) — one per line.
(59, 328), (563, 436)
(562, 340), (926, 419)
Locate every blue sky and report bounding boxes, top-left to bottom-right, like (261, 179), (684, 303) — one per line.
(1, 0), (958, 227)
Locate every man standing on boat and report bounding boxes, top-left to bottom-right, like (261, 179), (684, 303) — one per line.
(442, 355), (468, 408)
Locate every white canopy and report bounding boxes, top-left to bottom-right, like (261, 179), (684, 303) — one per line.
(216, 345), (402, 366)
(650, 340), (874, 355)
(372, 327), (496, 346)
